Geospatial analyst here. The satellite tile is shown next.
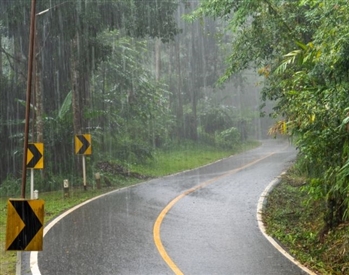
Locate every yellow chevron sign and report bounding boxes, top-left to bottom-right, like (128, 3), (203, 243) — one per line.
(6, 199), (44, 251)
(27, 143), (44, 169)
(75, 134), (92, 155)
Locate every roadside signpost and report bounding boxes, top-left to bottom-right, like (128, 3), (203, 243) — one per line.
(27, 143), (44, 199)
(11, 0), (42, 273)
(75, 134), (92, 155)
(6, 142), (45, 274)
(75, 134), (92, 190)
(6, 199), (44, 251)
(27, 143), (44, 169)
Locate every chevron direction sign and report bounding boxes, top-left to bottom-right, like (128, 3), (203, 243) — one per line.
(75, 134), (92, 155)
(27, 143), (44, 169)
(6, 199), (44, 251)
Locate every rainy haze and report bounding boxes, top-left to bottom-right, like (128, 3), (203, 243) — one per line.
(0, 0), (273, 192)
(0, 1), (287, 274)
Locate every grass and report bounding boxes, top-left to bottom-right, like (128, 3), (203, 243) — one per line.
(0, 140), (259, 275)
(133, 141), (260, 177)
(263, 167), (349, 275)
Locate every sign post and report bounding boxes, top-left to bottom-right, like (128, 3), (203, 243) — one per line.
(6, 198), (44, 275)
(6, 199), (44, 251)
(27, 143), (44, 198)
(75, 134), (92, 190)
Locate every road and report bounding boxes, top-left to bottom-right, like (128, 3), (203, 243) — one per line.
(31, 139), (310, 275)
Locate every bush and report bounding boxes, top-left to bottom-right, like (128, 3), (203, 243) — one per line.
(197, 126), (216, 146)
(215, 127), (241, 149)
(0, 177), (21, 198)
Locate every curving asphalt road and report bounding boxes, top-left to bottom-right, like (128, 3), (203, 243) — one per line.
(30, 139), (311, 275)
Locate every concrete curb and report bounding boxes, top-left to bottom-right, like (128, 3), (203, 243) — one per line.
(256, 172), (317, 275)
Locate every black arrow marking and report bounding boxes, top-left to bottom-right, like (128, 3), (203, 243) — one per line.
(77, 135), (90, 154)
(7, 201), (42, 250)
(27, 144), (43, 168)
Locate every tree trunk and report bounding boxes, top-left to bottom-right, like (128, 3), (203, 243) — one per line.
(13, 35), (26, 85)
(155, 38), (161, 82)
(175, 37), (184, 139)
(35, 30), (43, 143)
(189, 11), (198, 141)
(71, 35), (82, 135)
(0, 34), (2, 78)
(34, 29), (46, 180)
(70, 34), (84, 182)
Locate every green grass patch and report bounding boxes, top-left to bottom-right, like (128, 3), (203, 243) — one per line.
(263, 168), (349, 275)
(0, 140), (259, 274)
(133, 140), (260, 177)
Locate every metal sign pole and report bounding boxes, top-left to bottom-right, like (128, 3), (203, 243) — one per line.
(17, 0), (37, 273)
(21, 0), (37, 198)
(82, 155), (87, 190)
(16, 252), (21, 275)
(31, 169), (34, 199)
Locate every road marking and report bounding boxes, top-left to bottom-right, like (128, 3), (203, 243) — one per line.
(30, 186), (132, 275)
(153, 151), (278, 274)
(257, 174), (317, 275)
(29, 143), (299, 275)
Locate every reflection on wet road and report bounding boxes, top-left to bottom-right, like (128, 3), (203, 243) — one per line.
(35, 139), (309, 275)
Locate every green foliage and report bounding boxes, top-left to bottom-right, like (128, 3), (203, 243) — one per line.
(191, 0), (309, 81)
(113, 137), (154, 165)
(0, 176), (21, 197)
(197, 126), (216, 146)
(0, 0), (180, 181)
(131, 139), (255, 177)
(194, 0), (349, 229)
(198, 99), (235, 134)
(215, 127), (241, 149)
(0, 140), (260, 274)
(269, 1), (349, 227)
(90, 31), (174, 158)
(264, 170), (349, 274)
(196, 96), (253, 144)
(124, 0), (179, 42)
(57, 91), (72, 120)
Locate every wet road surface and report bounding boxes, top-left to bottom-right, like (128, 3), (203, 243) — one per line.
(34, 139), (309, 275)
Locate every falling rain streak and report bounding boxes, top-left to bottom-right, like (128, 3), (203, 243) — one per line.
(0, 0), (271, 194)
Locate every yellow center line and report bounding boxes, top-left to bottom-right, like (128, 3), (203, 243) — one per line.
(153, 149), (282, 274)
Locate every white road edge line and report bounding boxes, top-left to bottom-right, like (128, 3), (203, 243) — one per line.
(30, 187), (128, 275)
(30, 146), (299, 275)
(29, 148), (261, 274)
(29, 155), (236, 275)
(256, 172), (318, 275)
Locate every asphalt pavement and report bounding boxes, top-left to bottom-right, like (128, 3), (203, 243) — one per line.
(30, 139), (311, 275)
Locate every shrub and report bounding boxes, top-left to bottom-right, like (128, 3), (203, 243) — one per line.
(0, 177), (21, 198)
(215, 127), (241, 149)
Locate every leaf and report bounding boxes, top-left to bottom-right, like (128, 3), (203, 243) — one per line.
(295, 41), (308, 51)
(15, 99), (36, 110)
(58, 91), (72, 120)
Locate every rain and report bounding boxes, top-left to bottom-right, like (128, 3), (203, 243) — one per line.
(0, 0), (271, 192)
(0, 1), (278, 274)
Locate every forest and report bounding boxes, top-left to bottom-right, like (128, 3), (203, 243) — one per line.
(0, 0), (265, 195)
(2, 0), (349, 273)
(192, 0), (349, 234)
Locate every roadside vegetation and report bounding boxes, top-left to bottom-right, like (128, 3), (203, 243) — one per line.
(0, 140), (259, 275)
(2, 0), (349, 274)
(192, 1), (349, 274)
(263, 158), (349, 275)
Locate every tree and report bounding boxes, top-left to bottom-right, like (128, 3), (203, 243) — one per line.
(91, 31), (174, 161)
(192, 0), (349, 232)
(0, 0), (180, 180)
(164, 2), (224, 140)
(274, 1), (349, 230)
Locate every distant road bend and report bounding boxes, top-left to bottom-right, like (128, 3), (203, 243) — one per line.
(31, 139), (313, 275)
